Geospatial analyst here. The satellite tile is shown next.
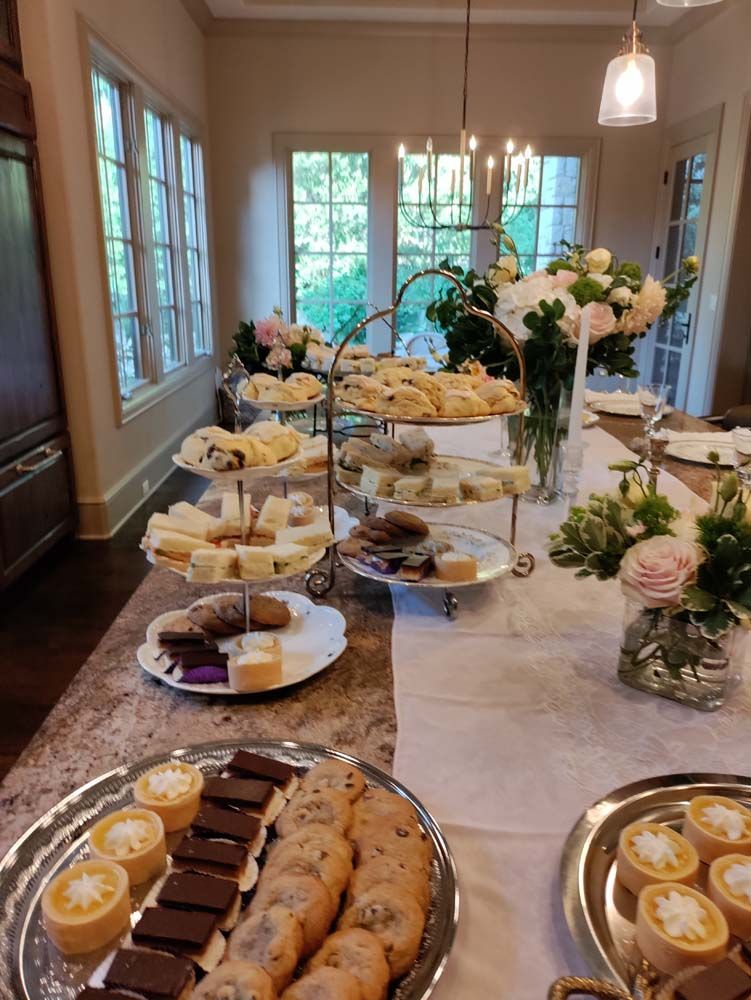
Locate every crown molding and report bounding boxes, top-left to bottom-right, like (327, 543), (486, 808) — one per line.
(179, 0), (214, 32)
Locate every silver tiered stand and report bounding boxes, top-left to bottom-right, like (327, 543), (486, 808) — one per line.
(305, 267), (535, 618)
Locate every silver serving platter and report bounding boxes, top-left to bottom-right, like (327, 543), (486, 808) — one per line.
(335, 402), (511, 427)
(0, 740), (459, 1000)
(560, 772), (751, 991)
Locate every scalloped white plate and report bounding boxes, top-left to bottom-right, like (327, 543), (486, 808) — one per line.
(172, 448), (302, 482)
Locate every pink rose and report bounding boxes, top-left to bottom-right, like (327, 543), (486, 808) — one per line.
(552, 269), (578, 288)
(586, 302), (617, 344)
(619, 536), (702, 609)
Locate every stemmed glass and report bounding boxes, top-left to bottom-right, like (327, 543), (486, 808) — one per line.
(637, 383), (671, 437)
(732, 427), (751, 492)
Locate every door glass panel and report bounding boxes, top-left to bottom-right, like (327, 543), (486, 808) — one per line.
(670, 302), (689, 348)
(670, 158), (690, 221)
(681, 221), (697, 258)
(665, 353), (681, 402)
(664, 225), (681, 275)
(687, 182), (702, 220)
(651, 346), (667, 384)
(655, 317), (669, 346)
(691, 153), (706, 182)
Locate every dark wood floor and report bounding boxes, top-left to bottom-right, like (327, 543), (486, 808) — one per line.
(0, 470), (204, 781)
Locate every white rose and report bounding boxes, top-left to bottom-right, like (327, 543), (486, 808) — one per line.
(589, 273), (613, 289)
(608, 286), (633, 308)
(585, 248), (612, 274)
(487, 255), (518, 288)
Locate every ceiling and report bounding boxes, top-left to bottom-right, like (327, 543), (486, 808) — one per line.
(204, 0), (691, 28)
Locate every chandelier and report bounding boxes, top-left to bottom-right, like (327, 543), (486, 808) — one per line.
(598, 0), (657, 127)
(396, 0), (532, 233)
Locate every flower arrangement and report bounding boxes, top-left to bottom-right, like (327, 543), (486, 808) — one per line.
(230, 308), (324, 375)
(548, 455), (750, 708)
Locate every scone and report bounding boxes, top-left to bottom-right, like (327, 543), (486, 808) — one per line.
(281, 967), (362, 1000)
(339, 883), (426, 978)
(616, 822), (699, 897)
(374, 386), (436, 419)
(433, 372), (475, 390)
(409, 373), (446, 411)
(682, 796), (751, 863)
(635, 882), (728, 975)
(257, 382), (308, 404)
(307, 929), (390, 1000)
(285, 372), (323, 399)
(249, 873), (335, 956)
(247, 421), (300, 461)
(228, 904), (304, 992)
(277, 787), (354, 838)
(347, 856), (430, 915)
(475, 378), (521, 414)
(439, 389), (490, 418)
(191, 961), (276, 1000)
(373, 367), (414, 388)
(261, 836), (352, 909)
(708, 854), (751, 937)
(301, 760), (367, 803)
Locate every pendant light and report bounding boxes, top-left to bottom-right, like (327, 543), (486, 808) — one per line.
(598, 0), (657, 127)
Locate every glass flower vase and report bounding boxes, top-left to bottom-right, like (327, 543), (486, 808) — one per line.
(617, 600), (742, 711)
(509, 387), (570, 505)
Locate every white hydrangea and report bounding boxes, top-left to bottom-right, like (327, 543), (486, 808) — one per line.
(494, 273), (581, 344)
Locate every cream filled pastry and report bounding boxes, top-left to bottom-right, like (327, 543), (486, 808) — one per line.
(134, 761), (204, 832)
(89, 808), (166, 885)
(616, 821), (699, 897)
(709, 854), (751, 938)
(682, 795), (751, 863)
(42, 859), (131, 955)
(635, 882), (729, 975)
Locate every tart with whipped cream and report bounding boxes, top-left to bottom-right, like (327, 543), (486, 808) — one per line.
(636, 882), (729, 975)
(89, 808), (166, 885)
(617, 822), (699, 897)
(708, 854), (751, 938)
(42, 858), (131, 955)
(134, 761), (204, 832)
(682, 795), (751, 863)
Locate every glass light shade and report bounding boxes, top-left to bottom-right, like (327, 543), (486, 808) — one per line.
(598, 51), (657, 127)
(656, 0), (723, 6)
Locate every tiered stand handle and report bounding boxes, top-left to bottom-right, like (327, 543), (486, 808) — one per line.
(306, 267), (533, 599)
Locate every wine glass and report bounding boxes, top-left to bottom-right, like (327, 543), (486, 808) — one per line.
(732, 427), (751, 491)
(637, 383), (671, 437)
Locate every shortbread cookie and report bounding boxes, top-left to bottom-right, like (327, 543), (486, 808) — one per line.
(307, 929), (390, 1000)
(249, 594), (292, 628)
(228, 904), (303, 992)
(347, 856), (430, 914)
(301, 760), (366, 804)
(262, 837), (352, 909)
(277, 788), (353, 838)
(281, 967), (362, 1000)
(250, 873), (335, 956)
(191, 960), (276, 1000)
(270, 823), (353, 870)
(339, 883), (426, 978)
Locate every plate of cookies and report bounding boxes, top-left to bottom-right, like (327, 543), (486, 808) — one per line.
(242, 372), (324, 411)
(338, 511), (517, 587)
(174, 423), (305, 481)
(0, 740), (458, 1000)
(136, 591), (347, 696)
(561, 773), (751, 997)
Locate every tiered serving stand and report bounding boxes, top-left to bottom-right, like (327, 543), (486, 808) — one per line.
(305, 267), (535, 617)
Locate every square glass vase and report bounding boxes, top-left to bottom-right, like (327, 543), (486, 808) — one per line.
(618, 600), (740, 712)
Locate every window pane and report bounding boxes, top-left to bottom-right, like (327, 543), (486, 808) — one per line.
(183, 192), (197, 247)
(332, 152), (368, 203)
(297, 300), (330, 331)
(160, 307), (179, 370)
(294, 204), (330, 253)
(541, 156), (580, 206)
(332, 253), (368, 301)
(537, 206), (576, 256)
(671, 158), (690, 221)
(293, 152), (329, 203)
(180, 134), (212, 355)
(180, 135), (194, 193)
(145, 108), (166, 180)
(505, 205), (538, 258)
(295, 253), (330, 300)
(332, 205), (368, 253)
(115, 315), (140, 389)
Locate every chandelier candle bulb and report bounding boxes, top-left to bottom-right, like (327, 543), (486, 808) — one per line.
(486, 156), (494, 196)
(567, 303), (591, 449)
(458, 127), (467, 210)
(523, 145), (532, 188)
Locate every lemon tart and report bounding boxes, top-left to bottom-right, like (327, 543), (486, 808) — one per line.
(134, 761), (204, 832)
(89, 808), (167, 885)
(42, 859), (130, 955)
(708, 854), (751, 938)
(682, 796), (751, 863)
(636, 882), (729, 975)
(617, 822), (699, 897)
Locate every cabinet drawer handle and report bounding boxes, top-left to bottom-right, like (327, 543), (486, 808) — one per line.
(15, 447), (62, 475)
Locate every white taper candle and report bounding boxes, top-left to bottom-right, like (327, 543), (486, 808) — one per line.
(568, 303), (591, 448)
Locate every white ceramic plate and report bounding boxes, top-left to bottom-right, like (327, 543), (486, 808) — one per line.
(665, 439), (735, 466)
(137, 591), (347, 696)
(588, 394), (674, 418)
(247, 394), (324, 412)
(334, 401), (513, 427)
(172, 448), (302, 482)
(339, 522), (517, 588)
(146, 546), (326, 584)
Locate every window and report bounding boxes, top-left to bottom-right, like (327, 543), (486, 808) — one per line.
(502, 155), (581, 274)
(291, 151), (369, 343)
(89, 50), (212, 409)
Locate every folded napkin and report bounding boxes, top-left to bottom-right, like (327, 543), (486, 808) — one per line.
(663, 429), (733, 443)
(584, 389), (635, 403)
(584, 389), (640, 414)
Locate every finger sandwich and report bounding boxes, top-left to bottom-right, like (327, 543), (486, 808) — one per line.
(187, 548), (238, 583)
(148, 512), (211, 541)
(264, 542), (312, 575)
(219, 492), (254, 537)
(236, 546), (276, 580)
(360, 466), (401, 497)
(275, 518), (334, 548)
(393, 475), (428, 502)
(148, 530), (215, 569)
(254, 496), (292, 538)
(167, 502), (225, 540)
(459, 475), (504, 501)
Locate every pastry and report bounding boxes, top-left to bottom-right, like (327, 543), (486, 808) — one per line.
(226, 749), (299, 798)
(709, 855), (751, 937)
(376, 355), (425, 371)
(89, 808), (167, 885)
(277, 787), (353, 838)
(130, 907), (225, 972)
(373, 367), (414, 388)
(236, 546), (277, 580)
(270, 822), (353, 868)
(187, 548), (238, 583)
(249, 873), (335, 956)
(203, 437), (277, 472)
(307, 929), (389, 1000)
(434, 551), (478, 582)
(301, 759), (366, 803)
(103, 949), (195, 999)
(440, 389), (490, 418)
(134, 761), (204, 833)
(289, 505), (315, 527)
(616, 822), (699, 897)
(286, 372), (323, 399)
(337, 375), (387, 411)
(255, 496), (293, 538)
(180, 428), (233, 467)
(191, 961), (277, 1000)
(42, 859), (131, 955)
(636, 882), (729, 975)
(433, 372), (475, 390)
(171, 836), (259, 892)
(250, 374), (282, 389)
(383, 511), (429, 537)
(683, 796), (751, 863)
(281, 967), (362, 1000)
(261, 836), (352, 909)
(258, 382), (307, 404)
(247, 422), (300, 461)
(153, 871), (240, 933)
(215, 596), (247, 630)
(399, 555), (432, 581)
(347, 856), (430, 914)
(228, 635), (283, 692)
(474, 379), (521, 414)
(292, 436), (330, 475)
(360, 467), (401, 497)
(203, 775), (283, 823)
(375, 386), (436, 419)
(339, 883), (426, 978)
(192, 805), (266, 854)
(393, 476), (428, 502)
(426, 473), (460, 503)
(408, 373), (446, 411)
(671, 958), (751, 1000)
(227, 906), (304, 992)
(249, 594), (292, 628)
(459, 475), (504, 501)
(275, 519), (334, 549)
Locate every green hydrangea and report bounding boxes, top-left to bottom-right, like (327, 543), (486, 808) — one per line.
(569, 276), (607, 307)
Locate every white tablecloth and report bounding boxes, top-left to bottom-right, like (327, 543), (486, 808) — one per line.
(386, 424), (751, 998)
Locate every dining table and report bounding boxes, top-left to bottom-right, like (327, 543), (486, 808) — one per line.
(0, 406), (744, 1000)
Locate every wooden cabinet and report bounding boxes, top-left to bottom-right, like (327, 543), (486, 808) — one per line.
(0, 2), (75, 587)
(0, 0), (21, 71)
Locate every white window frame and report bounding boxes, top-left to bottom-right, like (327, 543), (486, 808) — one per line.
(84, 33), (215, 425)
(274, 133), (599, 355)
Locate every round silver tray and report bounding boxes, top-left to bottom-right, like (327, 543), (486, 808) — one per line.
(560, 772), (751, 991)
(0, 740), (459, 1000)
(248, 394), (324, 412)
(335, 402), (506, 427)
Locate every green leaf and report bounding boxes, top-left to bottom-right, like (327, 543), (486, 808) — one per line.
(581, 517), (607, 552)
(699, 608), (734, 640)
(609, 460), (639, 473)
(680, 586), (716, 612)
(725, 599), (751, 623)
(715, 533), (742, 570)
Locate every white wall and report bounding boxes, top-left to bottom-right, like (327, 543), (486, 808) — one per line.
(18, 0), (217, 535)
(206, 21), (670, 355)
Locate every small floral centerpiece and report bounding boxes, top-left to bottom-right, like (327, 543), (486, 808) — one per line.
(426, 239), (698, 498)
(231, 308), (324, 375)
(548, 455), (750, 710)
